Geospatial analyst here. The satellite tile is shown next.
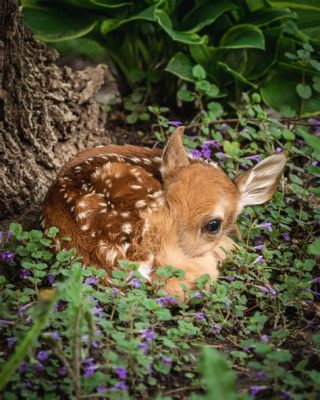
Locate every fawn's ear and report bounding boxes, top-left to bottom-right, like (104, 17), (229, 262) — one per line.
(161, 127), (189, 178)
(234, 153), (287, 209)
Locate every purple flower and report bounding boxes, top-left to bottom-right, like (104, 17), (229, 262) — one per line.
(201, 147), (212, 159)
(257, 285), (277, 298)
(282, 390), (291, 400)
(47, 274), (55, 285)
(260, 334), (269, 343)
(259, 221), (272, 232)
(253, 255), (264, 265)
(97, 386), (107, 393)
(59, 367), (67, 376)
(281, 232), (290, 241)
(275, 147), (282, 154)
(156, 296), (178, 307)
(308, 118), (320, 134)
(211, 322), (222, 334)
(20, 269), (31, 279)
(6, 337), (16, 349)
(216, 151), (228, 159)
(115, 367), (127, 380)
(37, 350), (49, 362)
(46, 331), (61, 341)
(189, 149), (202, 159)
(195, 312), (205, 321)
(168, 120), (182, 128)
(85, 276), (98, 286)
(139, 342), (149, 354)
(194, 292), (203, 299)
(111, 381), (128, 391)
(83, 357), (98, 378)
(247, 154), (261, 163)
(161, 355), (172, 368)
(250, 385), (267, 397)
(310, 277), (320, 284)
(240, 162), (249, 170)
(224, 276), (236, 282)
(91, 306), (103, 317)
(19, 361), (28, 374)
(0, 250), (15, 263)
(312, 160), (318, 166)
(140, 328), (155, 342)
(7, 231), (13, 238)
(255, 371), (266, 380)
(33, 362), (45, 372)
(129, 278), (141, 288)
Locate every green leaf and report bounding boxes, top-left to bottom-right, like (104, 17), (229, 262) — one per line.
(218, 61), (257, 88)
(308, 238), (320, 255)
(182, 1), (238, 32)
(23, 7), (98, 42)
(65, 0), (132, 9)
(165, 52), (195, 82)
(199, 348), (237, 400)
(313, 76), (320, 93)
(100, 4), (157, 34)
(0, 296), (58, 391)
(310, 59), (320, 72)
(244, 8), (294, 26)
(8, 223), (22, 236)
(260, 70), (320, 116)
(296, 128), (320, 153)
(52, 38), (108, 61)
(177, 89), (196, 102)
(296, 83), (312, 99)
(192, 65), (206, 80)
(156, 10), (205, 45)
(220, 24), (265, 50)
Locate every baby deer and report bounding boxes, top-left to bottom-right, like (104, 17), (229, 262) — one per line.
(43, 127), (286, 298)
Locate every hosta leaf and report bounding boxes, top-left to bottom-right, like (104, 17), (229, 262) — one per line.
(220, 24), (265, 50)
(61, 0), (132, 9)
(218, 61), (257, 88)
(244, 8), (294, 26)
(101, 4), (157, 34)
(269, 0), (320, 11)
(23, 7), (98, 42)
(182, 1), (238, 32)
(156, 10), (205, 45)
(52, 38), (108, 61)
(165, 52), (195, 82)
(260, 70), (320, 116)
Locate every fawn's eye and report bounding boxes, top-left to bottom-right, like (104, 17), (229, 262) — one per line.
(205, 219), (222, 234)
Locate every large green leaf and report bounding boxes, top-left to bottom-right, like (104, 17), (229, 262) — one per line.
(199, 348), (238, 400)
(165, 52), (195, 82)
(52, 38), (108, 61)
(59, 0), (132, 9)
(218, 61), (257, 88)
(220, 24), (265, 50)
(23, 7), (98, 42)
(244, 8), (294, 26)
(260, 70), (320, 115)
(156, 10), (205, 45)
(182, 1), (238, 33)
(100, 4), (157, 34)
(269, 1), (320, 11)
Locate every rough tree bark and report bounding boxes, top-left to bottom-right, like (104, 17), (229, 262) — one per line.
(0, 0), (112, 228)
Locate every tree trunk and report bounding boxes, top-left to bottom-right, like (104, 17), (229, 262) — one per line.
(0, 0), (112, 229)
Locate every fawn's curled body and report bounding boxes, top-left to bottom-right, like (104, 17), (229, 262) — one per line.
(43, 127), (287, 299)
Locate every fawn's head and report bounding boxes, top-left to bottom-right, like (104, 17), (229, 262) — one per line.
(160, 127), (287, 258)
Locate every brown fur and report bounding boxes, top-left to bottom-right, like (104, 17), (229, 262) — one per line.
(42, 127), (286, 300)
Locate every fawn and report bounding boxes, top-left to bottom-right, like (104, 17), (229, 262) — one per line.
(42, 127), (286, 299)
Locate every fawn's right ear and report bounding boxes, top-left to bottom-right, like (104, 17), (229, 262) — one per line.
(234, 153), (287, 209)
(161, 127), (189, 178)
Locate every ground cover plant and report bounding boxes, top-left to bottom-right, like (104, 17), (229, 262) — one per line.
(0, 88), (319, 399)
(21, 0), (320, 115)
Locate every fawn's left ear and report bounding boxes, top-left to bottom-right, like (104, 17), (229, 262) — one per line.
(161, 126), (189, 178)
(234, 153), (287, 209)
